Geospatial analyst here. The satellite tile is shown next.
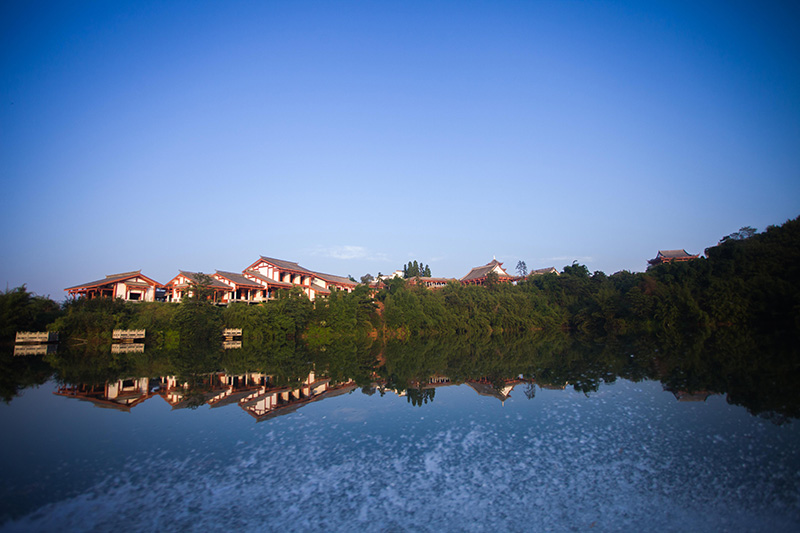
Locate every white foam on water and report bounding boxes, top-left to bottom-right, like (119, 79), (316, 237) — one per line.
(3, 381), (799, 532)
(2, 415), (798, 533)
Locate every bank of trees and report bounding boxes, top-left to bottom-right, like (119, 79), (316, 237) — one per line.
(380, 217), (800, 337)
(1, 217), (798, 345)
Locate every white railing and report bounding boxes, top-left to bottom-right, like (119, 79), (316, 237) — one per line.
(15, 331), (58, 343)
(112, 329), (146, 340)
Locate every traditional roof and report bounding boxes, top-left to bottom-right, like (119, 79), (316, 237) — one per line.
(215, 270), (263, 289)
(169, 271), (230, 289)
(66, 270), (162, 291)
(460, 259), (514, 282)
(253, 256), (316, 275)
(313, 271), (356, 287)
(648, 249), (700, 266)
(655, 249), (697, 260)
(310, 284), (331, 296)
(530, 267), (559, 276)
(243, 270), (295, 289)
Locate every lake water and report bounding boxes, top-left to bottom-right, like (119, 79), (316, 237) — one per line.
(1, 334), (799, 531)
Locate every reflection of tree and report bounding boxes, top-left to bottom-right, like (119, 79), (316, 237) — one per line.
(406, 387), (435, 407)
(524, 382), (536, 400)
(0, 348), (52, 403)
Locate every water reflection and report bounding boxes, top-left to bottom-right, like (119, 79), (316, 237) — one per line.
(1, 327), (798, 421)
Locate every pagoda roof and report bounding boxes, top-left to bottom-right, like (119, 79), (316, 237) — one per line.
(460, 259), (513, 282)
(65, 270), (162, 291)
(656, 249), (697, 259)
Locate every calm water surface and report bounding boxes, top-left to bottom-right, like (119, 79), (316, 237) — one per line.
(1, 369), (798, 532)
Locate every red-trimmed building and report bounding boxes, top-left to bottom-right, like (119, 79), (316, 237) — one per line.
(311, 271), (358, 294)
(241, 269), (296, 300)
(460, 259), (518, 286)
(164, 271), (231, 303)
(65, 270), (163, 302)
(213, 270), (269, 303)
(244, 256), (355, 301)
(647, 249), (699, 268)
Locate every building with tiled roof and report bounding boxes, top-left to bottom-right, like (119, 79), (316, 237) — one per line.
(530, 267), (559, 276)
(407, 276), (457, 289)
(244, 256), (353, 300)
(65, 270), (162, 302)
(164, 271), (231, 303)
(647, 249), (699, 268)
(460, 259), (518, 286)
(312, 271), (358, 293)
(214, 270), (269, 303)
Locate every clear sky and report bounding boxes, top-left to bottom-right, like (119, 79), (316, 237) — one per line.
(2, 0), (798, 299)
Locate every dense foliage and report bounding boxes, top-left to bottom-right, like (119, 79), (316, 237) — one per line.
(380, 217), (800, 337)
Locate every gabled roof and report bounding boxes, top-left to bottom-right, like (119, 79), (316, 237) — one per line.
(215, 270), (263, 289)
(65, 270), (162, 291)
(310, 284), (331, 296)
(530, 267), (559, 276)
(460, 259), (514, 282)
(169, 271), (230, 289)
(243, 270), (295, 289)
(313, 271), (356, 286)
(251, 256), (316, 275)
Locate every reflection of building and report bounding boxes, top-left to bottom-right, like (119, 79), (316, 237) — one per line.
(55, 377), (156, 411)
(207, 373), (269, 408)
(663, 385), (716, 402)
(52, 371), (357, 419)
(65, 271), (162, 301)
(239, 371), (356, 422)
(647, 249), (699, 268)
(466, 378), (527, 404)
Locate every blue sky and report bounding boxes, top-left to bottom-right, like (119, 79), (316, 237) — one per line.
(1, 0), (798, 299)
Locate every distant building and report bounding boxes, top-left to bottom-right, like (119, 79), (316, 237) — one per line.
(65, 270), (162, 302)
(460, 259), (517, 286)
(376, 270), (404, 281)
(407, 276), (456, 289)
(529, 266), (559, 276)
(647, 249), (699, 268)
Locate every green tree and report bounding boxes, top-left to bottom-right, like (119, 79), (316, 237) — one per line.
(186, 273), (217, 303)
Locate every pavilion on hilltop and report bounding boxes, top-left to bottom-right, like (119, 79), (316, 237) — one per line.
(647, 249), (699, 268)
(460, 259), (518, 286)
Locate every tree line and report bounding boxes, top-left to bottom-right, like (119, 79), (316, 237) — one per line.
(1, 217), (798, 344)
